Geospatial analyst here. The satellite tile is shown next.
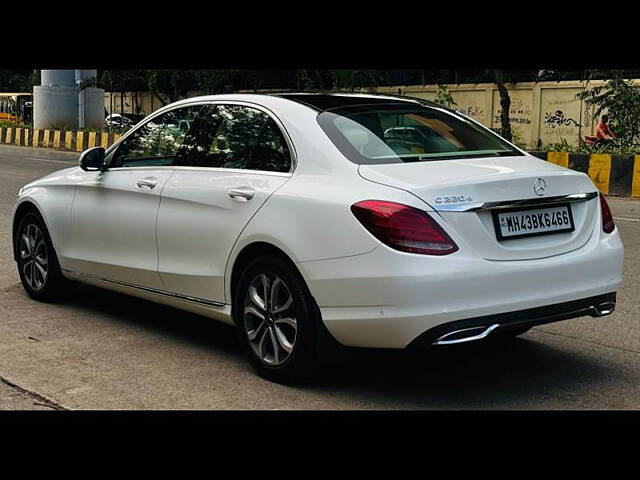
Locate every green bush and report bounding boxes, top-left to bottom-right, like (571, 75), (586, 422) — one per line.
(543, 138), (572, 152)
(0, 121), (30, 129)
(576, 74), (640, 153)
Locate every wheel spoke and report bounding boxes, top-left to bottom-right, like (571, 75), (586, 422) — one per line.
(244, 305), (265, 321)
(30, 261), (37, 288)
(258, 327), (270, 360)
(269, 327), (280, 364)
(28, 225), (37, 251)
(35, 262), (47, 283)
(273, 324), (293, 353)
(270, 277), (281, 312)
(247, 319), (266, 341)
(23, 260), (33, 286)
(274, 317), (297, 329)
(21, 234), (32, 255)
(260, 274), (271, 311)
(271, 277), (293, 314)
(272, 294), (293, 314)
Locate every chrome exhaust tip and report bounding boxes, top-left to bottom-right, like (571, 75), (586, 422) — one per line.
(590, 302), (616, 317)
(432, 323), (500, 346)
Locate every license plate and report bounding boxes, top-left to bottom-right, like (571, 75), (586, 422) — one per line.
(492, 204), (575, 240)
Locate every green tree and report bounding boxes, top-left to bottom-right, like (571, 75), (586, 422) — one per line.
(493, 69), (512, 142)
(434, 84), (457, 108)
(577, 73), (640, 151)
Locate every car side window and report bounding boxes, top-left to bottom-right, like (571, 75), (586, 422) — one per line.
(247, 117), (291, 173)
(174, 104), (291, 172)
(110, 105), (204, 168)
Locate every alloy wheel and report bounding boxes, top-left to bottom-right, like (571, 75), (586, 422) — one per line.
(243, 272), (297, 366)
(19, 223), (48, 291)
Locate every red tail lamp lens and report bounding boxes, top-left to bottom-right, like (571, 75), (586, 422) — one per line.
(599, 193), (615, 233)
(351, 200), (458, 255)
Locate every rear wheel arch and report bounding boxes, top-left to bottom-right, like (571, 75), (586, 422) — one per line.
(229, 242), (306, 305)
(229, 241), (346, 379)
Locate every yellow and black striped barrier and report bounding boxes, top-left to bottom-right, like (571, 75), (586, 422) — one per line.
(0, 126), (123, 152)
(531, 151), (639, 197)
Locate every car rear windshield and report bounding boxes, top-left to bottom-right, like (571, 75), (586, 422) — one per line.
(317, 103), (523, 165)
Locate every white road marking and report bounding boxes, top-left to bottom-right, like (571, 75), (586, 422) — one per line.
(613, 216), (640, 223)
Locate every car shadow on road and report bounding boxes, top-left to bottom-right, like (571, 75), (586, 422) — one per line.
(64, 284), (615, 409)
(68, 283), (241, 356)
(305, 338), (614, 408)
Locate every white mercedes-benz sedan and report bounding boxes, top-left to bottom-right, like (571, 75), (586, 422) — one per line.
(11, 93), (624, 381)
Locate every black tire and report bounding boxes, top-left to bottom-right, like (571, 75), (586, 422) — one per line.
(14, 211), (71, 302)
(232, 254), (318, 383)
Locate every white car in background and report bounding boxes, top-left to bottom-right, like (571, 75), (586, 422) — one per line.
(12, 93), (624, 381)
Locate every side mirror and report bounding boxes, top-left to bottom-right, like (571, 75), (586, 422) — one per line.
(79, 147), (106, 171)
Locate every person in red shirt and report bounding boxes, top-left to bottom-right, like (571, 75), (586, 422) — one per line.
(596, 115), (616, 144)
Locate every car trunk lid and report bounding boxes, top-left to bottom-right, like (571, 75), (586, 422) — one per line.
(358, 154), (599, 260)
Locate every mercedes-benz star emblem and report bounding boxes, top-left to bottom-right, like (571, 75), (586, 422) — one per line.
(533, 178), (547, 196)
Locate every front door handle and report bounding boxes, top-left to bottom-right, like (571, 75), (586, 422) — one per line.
(228, 187), (255, 201)
(136, 177), (158, 189)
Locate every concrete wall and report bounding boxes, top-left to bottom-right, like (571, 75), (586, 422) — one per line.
(104, 91), (172, 117)
(374, 80), (623, 149)
(105, 79), (635, 150)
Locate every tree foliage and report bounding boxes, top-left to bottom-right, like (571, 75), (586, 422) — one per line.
(434, 84), (457, 108)
(577, 73), (640, 151)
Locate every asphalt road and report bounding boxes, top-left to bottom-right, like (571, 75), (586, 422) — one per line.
(1, 144), (639, 410)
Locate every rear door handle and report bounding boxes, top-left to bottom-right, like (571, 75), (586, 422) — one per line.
(228, 187), (255, 201)
(136, 177), (158, 189)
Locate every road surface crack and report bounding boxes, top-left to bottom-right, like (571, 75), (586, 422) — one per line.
(1, 376), (68, 410)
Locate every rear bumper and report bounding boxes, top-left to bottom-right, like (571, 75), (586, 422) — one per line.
(297, 225), (623, 349)
(407, 292), (616, 348)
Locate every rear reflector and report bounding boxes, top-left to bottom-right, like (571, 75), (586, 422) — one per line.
(599, 193), (615, 233)
(351, 200), (458, 255)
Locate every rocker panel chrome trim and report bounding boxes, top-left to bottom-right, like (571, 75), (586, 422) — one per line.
(62, 270), (226, 308)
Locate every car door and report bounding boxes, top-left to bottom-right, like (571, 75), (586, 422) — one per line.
(66, 104), (206, 289)
(156, 103), (293, 303)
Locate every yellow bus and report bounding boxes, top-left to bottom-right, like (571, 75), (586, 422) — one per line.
(0, 93), (32, 124)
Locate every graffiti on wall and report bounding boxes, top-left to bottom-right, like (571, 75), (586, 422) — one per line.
(494, 98), (532, 125)
(460, 105), (486, 122)
(538, 92), (591, 147)
(543, 110), (581, 128)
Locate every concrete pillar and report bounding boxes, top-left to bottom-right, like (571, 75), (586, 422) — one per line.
(33, 69), (105, 130)
(33, 70), (78, 129)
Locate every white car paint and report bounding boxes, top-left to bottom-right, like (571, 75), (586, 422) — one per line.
(12, 93), (624, 349)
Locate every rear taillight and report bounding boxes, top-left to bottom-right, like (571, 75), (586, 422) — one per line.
(599, 193), (615, 234)
(351, 200), (458, 255)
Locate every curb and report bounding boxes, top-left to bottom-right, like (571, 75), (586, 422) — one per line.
(530, 151), (640, 197)
(0, 126), (122, 153)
